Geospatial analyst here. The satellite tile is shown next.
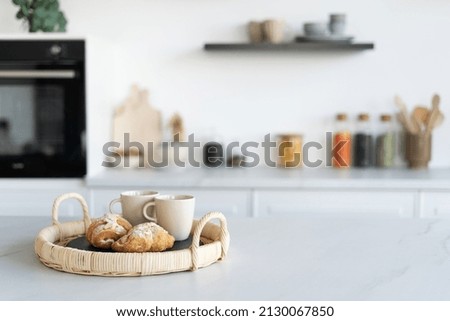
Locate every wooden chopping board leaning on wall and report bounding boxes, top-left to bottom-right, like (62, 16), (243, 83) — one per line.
(113, 85), (162, 167)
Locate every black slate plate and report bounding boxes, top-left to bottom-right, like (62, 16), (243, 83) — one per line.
(66, 235), (200, 253)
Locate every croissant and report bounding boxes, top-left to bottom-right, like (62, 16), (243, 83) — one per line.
(112, 222), (175, 253)
(86, 213), (132, 249)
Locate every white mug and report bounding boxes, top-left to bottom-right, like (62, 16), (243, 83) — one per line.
(109, 190), (159, 226)
(143, 195), (195, 241)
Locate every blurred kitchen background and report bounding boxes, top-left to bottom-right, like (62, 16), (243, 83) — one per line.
(0, 0), (449, 219)
(3, 0), (450, 171)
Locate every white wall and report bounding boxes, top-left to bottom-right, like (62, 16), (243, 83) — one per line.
(1, 0), (449, 173)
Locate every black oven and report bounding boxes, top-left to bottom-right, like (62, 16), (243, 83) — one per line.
(0, 40), (86, 177)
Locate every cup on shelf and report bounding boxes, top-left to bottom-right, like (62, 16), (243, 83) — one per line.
(142, 195), (195, 241)
(248, 21), (264, 43)
(262, 19), (285, 44)
(328, 13), (347, 36)
(109, 190), (159, 226)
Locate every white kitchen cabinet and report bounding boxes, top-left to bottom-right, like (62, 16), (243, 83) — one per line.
(180, 189), (251, 218)
(3, 168), (450, 219)
(0, 190), (86, 217)
(0, 179), (86, 217)
(89, 188), (251, 219)
(422, 192), (450, 218)
(254, 190), (417, 218)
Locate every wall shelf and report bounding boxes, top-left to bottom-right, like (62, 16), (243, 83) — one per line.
(204, 42), (375, 51)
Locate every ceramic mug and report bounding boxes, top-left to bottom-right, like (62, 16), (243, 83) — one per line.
(248, 21), (264, 43)
(109, 190), (159, 226)
(329, 14), (346, 36)
(262, 19), (285, 44)
(142, 195), (195, 241)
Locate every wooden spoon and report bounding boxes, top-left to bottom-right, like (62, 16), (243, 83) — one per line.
(425, 94), (441, 136)
(395, 95), (418, 133)
(429, 109), (444, 129)
(396, 112), (410, 132)
(412, 105), (430, 132)
(413, 104), (444, 131)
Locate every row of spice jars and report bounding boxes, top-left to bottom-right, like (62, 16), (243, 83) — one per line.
(332, 113), (398, 168)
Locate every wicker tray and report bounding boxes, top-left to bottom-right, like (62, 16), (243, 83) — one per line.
(34, 193), (230, 276)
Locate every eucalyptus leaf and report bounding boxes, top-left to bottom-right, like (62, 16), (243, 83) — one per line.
(49, 11), (59, 20)
(16, 10), (24, 19)
(20, 4), (29, 16)
(34, 7), (45, 18)
(30, 18), (40, 32)
(58, 13), (67, 31)
(49, 2), (59, 10)
(57, 23), (65, 32)
(12, 0), (68, 33)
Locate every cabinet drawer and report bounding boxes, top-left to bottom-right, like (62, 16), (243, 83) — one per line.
(90, 188), (251, 219)
(176, 189), (251, 218)
(0, 188), (87, 217)
(422, 192), (450, 218)
(255, 190), (415, 218)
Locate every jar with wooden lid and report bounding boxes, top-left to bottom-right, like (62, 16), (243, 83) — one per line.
(353, 113), (373, 167)
(332, 113), (352, 168)
(277, 133), (303, 168)
(375, 114), (396, 167)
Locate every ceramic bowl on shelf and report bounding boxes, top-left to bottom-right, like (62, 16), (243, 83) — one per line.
(303, 22), (329, 37)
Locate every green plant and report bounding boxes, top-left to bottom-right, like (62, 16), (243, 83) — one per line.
(12, 0), (67, 32)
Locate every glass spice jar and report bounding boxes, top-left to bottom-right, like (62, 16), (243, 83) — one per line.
(375, 114), (396, 168)
(332, 113), (352, 168)
(277, 133), (303, 168)
(353, 113), (373, 168)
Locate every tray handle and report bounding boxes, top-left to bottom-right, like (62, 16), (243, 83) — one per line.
(191, 211), (229, 271)
(52, 193), (91, 240)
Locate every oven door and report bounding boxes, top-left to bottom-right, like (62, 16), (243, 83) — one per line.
(0, 64), (86, 177)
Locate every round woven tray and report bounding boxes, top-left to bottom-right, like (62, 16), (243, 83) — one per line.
(34, 193), (230, 276)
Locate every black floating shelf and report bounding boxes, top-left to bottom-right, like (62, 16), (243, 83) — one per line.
(204, 42), (375, 51)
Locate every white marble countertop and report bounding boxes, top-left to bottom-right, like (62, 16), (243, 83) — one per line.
(86, 167), (450, 190)
(2, 215), (450, 300)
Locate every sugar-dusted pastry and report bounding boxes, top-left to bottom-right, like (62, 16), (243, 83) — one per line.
(112, 222), (175, 253)
(86, 213), (132, 249)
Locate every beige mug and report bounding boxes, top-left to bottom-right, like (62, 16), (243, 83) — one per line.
(109, 190), (159, 226)
(248, 21), (264, 43)
(262, 19), (285, 44)
(142, 195), (195, 241)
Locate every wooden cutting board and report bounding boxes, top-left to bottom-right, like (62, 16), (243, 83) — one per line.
(113, 85), (162, 154)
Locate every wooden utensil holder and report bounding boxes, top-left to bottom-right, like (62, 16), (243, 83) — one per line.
(405, 132), (432, 169)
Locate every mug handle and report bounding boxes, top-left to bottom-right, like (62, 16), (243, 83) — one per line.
(143, 201), (157, 222)
(109, 198), (122, 214)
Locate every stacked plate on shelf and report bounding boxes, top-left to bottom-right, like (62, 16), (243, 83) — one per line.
(296, 14), (353, 44)
(295, 35), (354, 43)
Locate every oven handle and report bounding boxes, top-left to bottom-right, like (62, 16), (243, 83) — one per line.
(0, 70), (76, 79)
